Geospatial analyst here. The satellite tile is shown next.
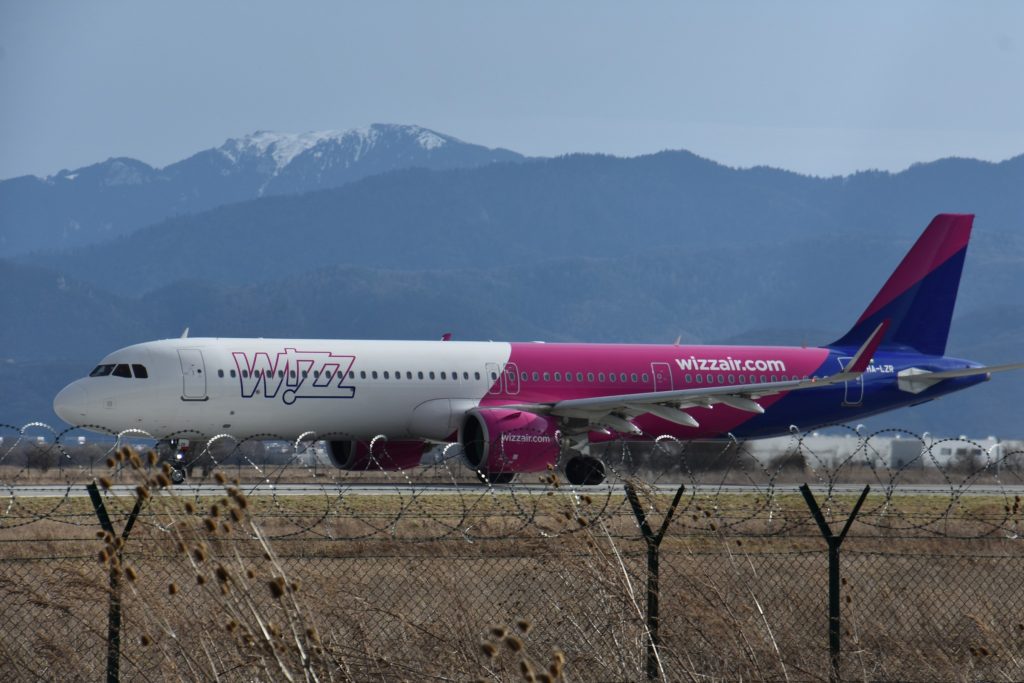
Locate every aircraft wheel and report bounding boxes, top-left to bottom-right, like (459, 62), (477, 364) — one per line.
(565, 456), (606, 486)
(170, 467), (186, 485)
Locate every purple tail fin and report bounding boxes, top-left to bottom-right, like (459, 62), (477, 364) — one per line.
(830, 214), (973, 356)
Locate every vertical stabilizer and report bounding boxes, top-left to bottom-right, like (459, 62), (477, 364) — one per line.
(830, 214), (973, 356)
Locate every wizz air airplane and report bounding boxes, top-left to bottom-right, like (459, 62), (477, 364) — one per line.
(54, 214), (1021, 484)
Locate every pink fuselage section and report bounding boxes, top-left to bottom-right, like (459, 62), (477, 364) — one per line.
(480, 343), (831, 440)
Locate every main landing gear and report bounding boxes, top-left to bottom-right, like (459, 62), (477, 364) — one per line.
(564, 456), (606, 486)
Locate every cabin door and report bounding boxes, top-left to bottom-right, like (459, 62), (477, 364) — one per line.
(836, 356), (864, 406)
(178, 349), (208, 400)
(651, 362), (674, 391)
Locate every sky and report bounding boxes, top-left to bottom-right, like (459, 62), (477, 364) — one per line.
(1, 1), (1023, 179)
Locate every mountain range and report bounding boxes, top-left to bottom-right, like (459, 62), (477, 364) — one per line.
(0, 124), (523, 255)
(1, 124), (1022, 437)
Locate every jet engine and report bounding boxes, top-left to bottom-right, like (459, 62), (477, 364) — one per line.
(326, 438), (426, 470)
(459, 409), (562, 483)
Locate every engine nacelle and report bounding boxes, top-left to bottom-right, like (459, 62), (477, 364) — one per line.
(326, 438), (426, 471)
(460, 409), (562, 476)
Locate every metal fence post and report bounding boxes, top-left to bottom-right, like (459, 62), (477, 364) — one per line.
(625, 482), (685, 681)
(799, 483), (870, 683)
(87, 482), (144, 683)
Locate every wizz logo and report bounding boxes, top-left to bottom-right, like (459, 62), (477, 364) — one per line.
(232, 349), (357, 405)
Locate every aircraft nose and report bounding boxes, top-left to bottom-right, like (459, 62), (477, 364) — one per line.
(53, 382), (88, 425)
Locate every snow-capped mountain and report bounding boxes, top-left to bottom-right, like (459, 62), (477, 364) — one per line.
(206, 124), (507, 196)
(0, 124), (523, 254)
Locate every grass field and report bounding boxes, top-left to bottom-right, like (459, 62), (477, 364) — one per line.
(2, 458), (1024, 680)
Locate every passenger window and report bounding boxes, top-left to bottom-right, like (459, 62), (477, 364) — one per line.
(218, 369), (224, 378)
(521, 371), (528, 381)
(132, 364), (148, 379)
(609, 373), (616, 383)
(372, 371), (379, 379)
(718, 374), (725, 384)
(642, 373), (649, 382)
(408, 372), (414, 379)
(384, 371), (390, 379)
(696, 374), (703, 384)
(113, 364), (131, 378)
(230, 370), (237, 378)
(279, 370), (285, 378)
(554, 372), (561, 381)
(532, 372), (539, 381)
(475, 372), (481, 380)
(620, 373), (627, 382)
(587, 372), (595, 382)
(440, 372), (446, 380)
(631, 373), (638, 382)
(313, 371), (320, 378)
(490, 371), (497, 380)
(463, 372), (469, 380)
(418, 371), (424, 379)
(706, 374), (713, 384)
(242, 370), (249, 378)
(452, 372), (458, 381)
(430, 371), (436, 380)
(728, 375), (735, 384)
(576, 372), (584, 381)
(685, 374), (692, 383)
(771, 375), (777, 382)
(739, 375), (745, 384)
(760, 375), (767, 383)
(302, 370), (308, 378)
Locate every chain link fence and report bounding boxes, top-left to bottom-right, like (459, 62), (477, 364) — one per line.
(2, 423), (1024, 680)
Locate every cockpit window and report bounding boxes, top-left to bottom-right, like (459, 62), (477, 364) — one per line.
(132, 364), (148, 379)
(113, 364), (132, 378)
(90, 364), (115, 377)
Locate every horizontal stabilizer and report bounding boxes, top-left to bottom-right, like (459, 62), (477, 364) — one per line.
(898, 362), (1024, 394)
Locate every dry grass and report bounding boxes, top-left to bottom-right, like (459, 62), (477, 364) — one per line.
(1, 453), (1024, 680)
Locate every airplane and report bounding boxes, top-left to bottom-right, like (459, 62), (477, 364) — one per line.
(53, 214), (1022, 485)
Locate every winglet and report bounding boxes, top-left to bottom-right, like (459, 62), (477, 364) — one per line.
(842, 319), (890, 374)
(441, 332), (453, 341)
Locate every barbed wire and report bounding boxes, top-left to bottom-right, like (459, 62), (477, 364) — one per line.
(2, 420), (1024, 541)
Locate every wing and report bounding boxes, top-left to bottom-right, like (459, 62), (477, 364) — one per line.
(487, 322), (892, 435)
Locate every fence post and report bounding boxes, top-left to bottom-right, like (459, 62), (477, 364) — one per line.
(625, 482), (685, 681)
(799, 483), (870, 683)
(87, 482), (144, 683)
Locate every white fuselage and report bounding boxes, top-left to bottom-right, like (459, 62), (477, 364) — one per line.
(54, 338), (512, 441)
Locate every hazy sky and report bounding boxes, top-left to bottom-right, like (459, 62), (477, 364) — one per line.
(2, 1), (1022, 179)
